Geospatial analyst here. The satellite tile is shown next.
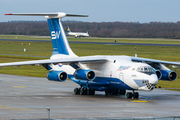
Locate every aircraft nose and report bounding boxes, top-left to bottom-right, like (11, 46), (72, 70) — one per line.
(144, 74), (158, 90)
(138, 73), (159, 91)
(150, 74), (158, 84)
(147, 74), (158, 90)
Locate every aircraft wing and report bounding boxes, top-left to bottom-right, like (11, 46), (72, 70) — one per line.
(0, 56), (107, 68)
(1, 55), (180, 68)
(131, 57), (180, 66)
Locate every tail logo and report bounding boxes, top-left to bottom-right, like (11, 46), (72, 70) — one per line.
(51, 31), (61, 39)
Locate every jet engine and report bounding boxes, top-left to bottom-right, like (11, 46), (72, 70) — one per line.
(159, 70), (177, 81)
(150, 63), (177, 81)
(47, 70), (67, 82)
(155, 70), (162, 80)
(73, 69), (95, 81)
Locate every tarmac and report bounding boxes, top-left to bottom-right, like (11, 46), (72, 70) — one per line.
(0, 74), (180, 120)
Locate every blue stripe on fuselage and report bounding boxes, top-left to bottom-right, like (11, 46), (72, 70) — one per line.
(68, 75), (134, 91)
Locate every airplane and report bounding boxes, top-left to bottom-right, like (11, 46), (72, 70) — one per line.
(66, 26), (89, 38)
(1, 12), (180, 99)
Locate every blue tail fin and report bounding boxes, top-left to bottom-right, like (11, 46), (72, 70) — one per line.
(4, 12), (88, 57)
(47, 18), (76, 57)
(67, 26), (71, 33)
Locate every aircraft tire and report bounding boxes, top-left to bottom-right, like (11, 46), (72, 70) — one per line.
(113, 89), (119, 95)
(92, 89), (95, 95)
(122, 90), (126, 95)
(133, 92), (139, 99)
(126, 92), (133, 99)
(89, 88), (95, 95)
(105, 91), (109, 96)
(84, 88), (87, 95)
(74, 88), (79, 95)
(80, 88), (85, 95)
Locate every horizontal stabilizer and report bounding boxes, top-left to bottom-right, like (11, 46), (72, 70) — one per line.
(66, 14), (88, 17)
(4, 12), (88, 18)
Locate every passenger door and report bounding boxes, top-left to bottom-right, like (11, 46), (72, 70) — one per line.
(119, 72), (125, 85)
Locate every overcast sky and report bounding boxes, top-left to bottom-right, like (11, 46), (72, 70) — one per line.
(0, 0), (180, 23)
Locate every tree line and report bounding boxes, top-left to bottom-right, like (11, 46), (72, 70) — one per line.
(1, 21), (180, 38)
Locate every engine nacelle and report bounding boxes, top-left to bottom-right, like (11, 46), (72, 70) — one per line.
(47, 71), (67, 82)
(155, 70), (162, 80)
(159, 70), (177, 81)
(74, 69), (95, 81)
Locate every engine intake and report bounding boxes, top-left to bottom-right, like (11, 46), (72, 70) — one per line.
(74, 69), (95, 81)
(155, 70), (162, 80)
(159, 70), (177, 81)
(47, 70), (67, 82)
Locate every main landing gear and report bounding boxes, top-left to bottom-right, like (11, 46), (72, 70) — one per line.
(105, 89), (126, 96)
(126, 91), (139, 99)
(74, 87), (139, 99)
(74, 87), (95, 95)
(105, 89), (139, 99)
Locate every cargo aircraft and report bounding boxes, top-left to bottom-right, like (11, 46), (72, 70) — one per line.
(0, 12), (180, 99)
(66, 26), (89, 38)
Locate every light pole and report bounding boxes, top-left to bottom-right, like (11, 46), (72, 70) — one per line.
(47, 107), (50, 120)
(134, 47), (137, 57)
(24, 43), (26, 52)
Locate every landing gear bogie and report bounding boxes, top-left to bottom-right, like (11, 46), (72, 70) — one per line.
(126, 91), (139, 99)
(105, 89), (139, 99)
(105, 89), (126, 96)
(80, 87), (87, 95)
(74, 87), (95, 95)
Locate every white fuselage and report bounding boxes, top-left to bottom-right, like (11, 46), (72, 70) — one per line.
(50, 55), (158, 91)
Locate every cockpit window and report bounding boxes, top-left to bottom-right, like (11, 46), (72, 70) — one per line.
(137, 66), (155, 73)
(144, 67), (148, 72)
